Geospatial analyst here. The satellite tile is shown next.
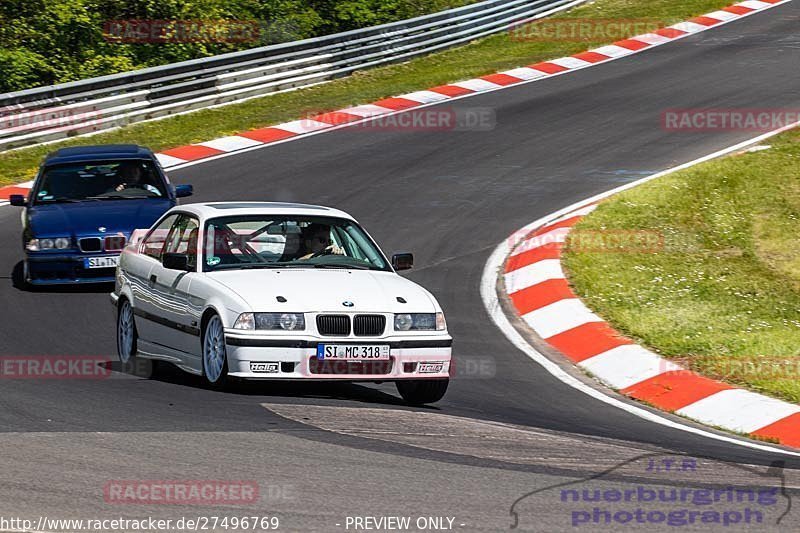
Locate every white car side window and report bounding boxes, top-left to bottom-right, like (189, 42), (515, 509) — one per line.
(141, 214), (179, 260)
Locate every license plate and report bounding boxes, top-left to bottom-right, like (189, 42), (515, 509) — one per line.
(84, 256), (119, 269)
(317, 344), (390, 361)
(418, 362), (444, 374)
(250, 362), (279, 373)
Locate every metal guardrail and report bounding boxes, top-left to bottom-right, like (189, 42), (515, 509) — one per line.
(0, 0), (578, 151)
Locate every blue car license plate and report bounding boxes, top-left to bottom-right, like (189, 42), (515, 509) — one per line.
(84, 256), (119, 269)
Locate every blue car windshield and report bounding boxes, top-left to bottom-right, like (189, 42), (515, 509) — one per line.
(34, 160), (167, 204)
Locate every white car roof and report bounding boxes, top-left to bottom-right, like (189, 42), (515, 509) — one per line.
(173, 201), (356, 221)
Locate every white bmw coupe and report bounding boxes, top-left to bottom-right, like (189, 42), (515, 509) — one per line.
(111, 202), (452, 404)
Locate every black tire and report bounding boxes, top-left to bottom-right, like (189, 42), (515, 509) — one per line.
(396, 379), (449, 405)
(12, 260), (33, 291)
(201, 313), (231, 389)
(117, 298), (148, 375)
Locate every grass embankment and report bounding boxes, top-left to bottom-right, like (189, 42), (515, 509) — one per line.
(563, 128), (800, 403)
(0, 0), (731, 187)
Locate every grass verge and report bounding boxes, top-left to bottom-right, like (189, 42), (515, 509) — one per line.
(562, 127), (800, 403)
(0, 0), (732, 187)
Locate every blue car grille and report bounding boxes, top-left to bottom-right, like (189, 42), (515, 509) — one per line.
(78, 237), (102, 252)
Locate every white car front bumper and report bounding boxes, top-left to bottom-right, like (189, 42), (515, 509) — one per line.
(223, 333), (452, 380)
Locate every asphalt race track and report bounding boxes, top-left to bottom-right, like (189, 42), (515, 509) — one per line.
(1, 3), (799, 530)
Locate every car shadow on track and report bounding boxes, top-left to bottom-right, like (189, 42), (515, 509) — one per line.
(8, 261), (112, 293)
(108, 360), (409, 406)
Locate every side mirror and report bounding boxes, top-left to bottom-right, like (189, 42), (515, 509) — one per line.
(392, 252), (413, 271)
(9, 194), (26, 207)
(174, 184), (193, 198)
(162, 252), (191, 272)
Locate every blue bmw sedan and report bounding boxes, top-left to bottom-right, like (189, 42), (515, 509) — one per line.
(9, 144), (193, 286)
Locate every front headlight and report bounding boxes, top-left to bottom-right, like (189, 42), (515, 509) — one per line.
(233, 312), (305, 331)
(394, 312), (446, 331)
(26, 237), (71, 251)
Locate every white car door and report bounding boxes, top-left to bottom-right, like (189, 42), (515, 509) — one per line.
(129, 213), (180, 344)
(149, 213), (204, 357)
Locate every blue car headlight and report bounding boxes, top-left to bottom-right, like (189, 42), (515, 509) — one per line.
(26, 237), (71, 251)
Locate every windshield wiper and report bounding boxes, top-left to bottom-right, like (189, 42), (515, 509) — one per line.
(211, 262), (308, 270)
(313, 263), (370, 270)
(37, 197), (85, 204)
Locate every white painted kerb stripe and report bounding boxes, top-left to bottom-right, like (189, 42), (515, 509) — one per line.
(579, 345), (682, 390)
(398, 90), (451, 104)
(549, 57), (592, 69)
(522, 298), (602, 339)
(677, 389), (800, 434)
(509, 227), (569, 258)
(450, 79), (501, 92)
(501, 67), (546, 80)
(704, 10), (740, 21)
(155, 154), (187, 168)
(591, 45), (636, 58)
(272, 119), (332, 134)
(504, 259), (564, 293)
(631, 33), (672, 45)
(199, 136), (262, 152)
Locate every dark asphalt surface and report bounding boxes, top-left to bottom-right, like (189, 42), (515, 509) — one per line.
(0, 3), (799, 524)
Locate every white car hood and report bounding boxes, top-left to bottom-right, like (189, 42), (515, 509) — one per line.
(206, 268), (438, 313)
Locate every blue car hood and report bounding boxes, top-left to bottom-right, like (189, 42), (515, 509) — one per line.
(28, 199), (173, 237)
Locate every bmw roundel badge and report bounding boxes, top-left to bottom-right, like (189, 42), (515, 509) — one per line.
(342, 301), (354, 307)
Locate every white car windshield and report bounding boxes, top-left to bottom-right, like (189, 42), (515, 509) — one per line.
(202, 215), (390, 271)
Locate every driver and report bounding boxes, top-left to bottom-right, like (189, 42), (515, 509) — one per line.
(297, 223), (344, 260)
(114, 162), (161, 195)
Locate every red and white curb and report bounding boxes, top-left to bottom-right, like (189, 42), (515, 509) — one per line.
(0, 0), (790, 205)
(502, 206), (800, 448)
